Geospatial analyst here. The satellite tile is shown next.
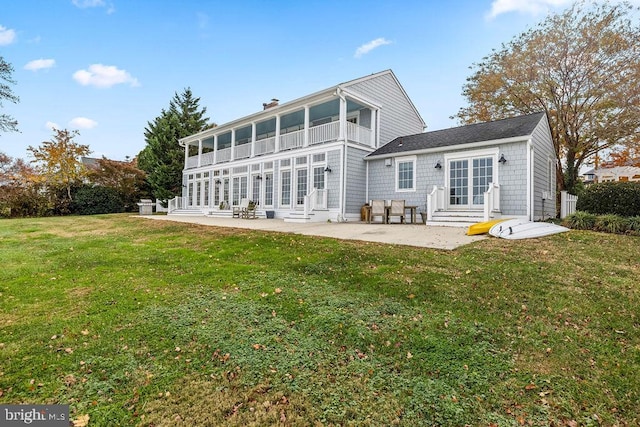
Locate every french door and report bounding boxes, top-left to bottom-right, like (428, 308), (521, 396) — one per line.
(448, 156), (493, 209)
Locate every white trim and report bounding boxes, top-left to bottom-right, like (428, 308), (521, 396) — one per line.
(444, 148), (499, 210)
(395, 155), (417, 193)
(365, 136), (530, 161)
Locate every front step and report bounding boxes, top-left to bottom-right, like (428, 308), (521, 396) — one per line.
(169, 208), (204, 216)
(284, 209), (332, 223)
(426, 210), (496, 227)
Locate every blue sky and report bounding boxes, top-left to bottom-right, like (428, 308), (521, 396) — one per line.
(1, 0), (632, 162)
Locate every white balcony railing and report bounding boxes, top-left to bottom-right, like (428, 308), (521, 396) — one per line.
(186, 155), (198, 168)
(234, 143), (251, 159)
(280, 129), (305, 150)
(309, 121), (339, 145)
(255, 137), (276, 156)
(185, 121), (373, 169)
(201, 151), (215, 166)
(347, 122), (372, 146)
(217, 147), (231, 163)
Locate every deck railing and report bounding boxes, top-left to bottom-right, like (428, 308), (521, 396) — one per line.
(201, 151), (215, 166)
(217, 147), (231, 163)
(254, 137), (276, 156)
(279, 129), (305, 151)
(234, 143), (251, 159)
(167, 196), (187, 213)
(309, 122), (339, 145)
(426, 185), (445, 221)
(303, 188), (328, 217)
(347, 121), (372, 146)
(184, 122), (373, 169)
(483, 182), (500, 221)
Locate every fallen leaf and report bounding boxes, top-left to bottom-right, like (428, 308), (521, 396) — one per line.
(81, 330), (89, 336)
(73, 414), (90, 427)
(406, 352), (413, 359)
(274, 288), (282, 294)
(65, 348), (73, 354)
(525, 383), (537, 390)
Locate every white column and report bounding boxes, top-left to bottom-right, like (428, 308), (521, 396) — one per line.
(339, 96), (346, 141)
(184, 142), (189, 168)
(230, 129), (236, 161)
(213, 135), (218, 164)
(303, 105), (309, 147)
(370, 109), (377, 148)
(274, 115), (281, 153)
(197, 139), (202, 167)
(251, 122), (256, 157)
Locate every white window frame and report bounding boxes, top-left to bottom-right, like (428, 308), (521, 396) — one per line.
(395, 155), (417, 192)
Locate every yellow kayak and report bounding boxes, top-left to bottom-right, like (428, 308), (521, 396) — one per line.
(466, 218), (510, 236)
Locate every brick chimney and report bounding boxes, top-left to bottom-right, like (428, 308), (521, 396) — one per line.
(262, 98), (279, 110)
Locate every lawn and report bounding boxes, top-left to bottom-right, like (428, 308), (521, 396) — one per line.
(0, 214), (638, 426)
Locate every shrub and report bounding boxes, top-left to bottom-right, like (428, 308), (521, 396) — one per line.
(627, 216), (640, 235)
(562, 211), (597, 230)
(71, 185), (124, 215)
(594, 214), (630, 234)
(576, 182), (640, 217)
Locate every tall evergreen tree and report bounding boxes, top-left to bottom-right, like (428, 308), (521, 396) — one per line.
(138, 88), (209, 201)
(0, 56), (19, 134)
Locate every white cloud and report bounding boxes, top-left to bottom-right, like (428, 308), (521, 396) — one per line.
(46, 121), (59, 131)
(69, 117), (98, 129)
(484, 0), (639, 19)
(0, 25), (17, 45)
(24, 58), (56, 71)
(354, 38), (392, 59)
(73, 64), (139, 88)
(71, 0), (115, 14)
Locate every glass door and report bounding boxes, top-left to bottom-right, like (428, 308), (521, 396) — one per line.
(448, 156), (493, 209)
(295, 168), (308, 208)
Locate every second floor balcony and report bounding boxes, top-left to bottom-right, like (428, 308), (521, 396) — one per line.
(182, 95), (377, 170)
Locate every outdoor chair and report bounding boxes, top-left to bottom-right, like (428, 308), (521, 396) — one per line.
(233, 198), (250, 218)
(388, 200), (406, 224)
(369, 199), (387, 223)
(243, 201), (257, 219)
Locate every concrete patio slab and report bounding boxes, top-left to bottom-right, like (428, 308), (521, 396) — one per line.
(140, 215), (485, 250)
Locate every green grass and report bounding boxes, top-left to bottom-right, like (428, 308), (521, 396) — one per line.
(1, 214), (638, 426)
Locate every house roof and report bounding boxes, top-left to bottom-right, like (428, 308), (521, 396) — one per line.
(366, 112), (546, 158)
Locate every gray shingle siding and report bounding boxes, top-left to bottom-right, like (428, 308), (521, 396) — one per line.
(531, 116), (556, 219)
(326, 149), (341, 209)
(345, 147), (368, 213)
(345, 72), (424, 146)
(497, 142), (528, 216)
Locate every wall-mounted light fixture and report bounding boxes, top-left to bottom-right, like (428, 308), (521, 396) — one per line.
(434, 160), (442, 169)
(324, 166), (332, 173)
(256, 175), (263, 180)
(214, 179), (221, 185)
(499, 154), (507, 164)
(385, 158), (392, 167)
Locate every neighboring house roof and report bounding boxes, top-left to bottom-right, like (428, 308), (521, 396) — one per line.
(179, 69), (425, 145)
(594, 166), (640, 180)
(366, 112), (546, 158)
(81, 156), (101, 169)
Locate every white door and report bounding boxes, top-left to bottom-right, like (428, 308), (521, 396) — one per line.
(448, 156), (493, 210)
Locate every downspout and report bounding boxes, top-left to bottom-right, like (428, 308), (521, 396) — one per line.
(336, 87), (348, 221)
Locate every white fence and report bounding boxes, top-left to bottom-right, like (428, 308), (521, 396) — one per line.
(560, 191), (578, 219)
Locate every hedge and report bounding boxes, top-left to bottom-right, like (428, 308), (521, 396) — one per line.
(576, 181), (640, 217)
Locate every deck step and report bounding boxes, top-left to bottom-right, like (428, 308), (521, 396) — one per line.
(169, 209), (204, 216)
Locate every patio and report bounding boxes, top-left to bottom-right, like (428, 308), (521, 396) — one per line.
(139, 215), (485, 250)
